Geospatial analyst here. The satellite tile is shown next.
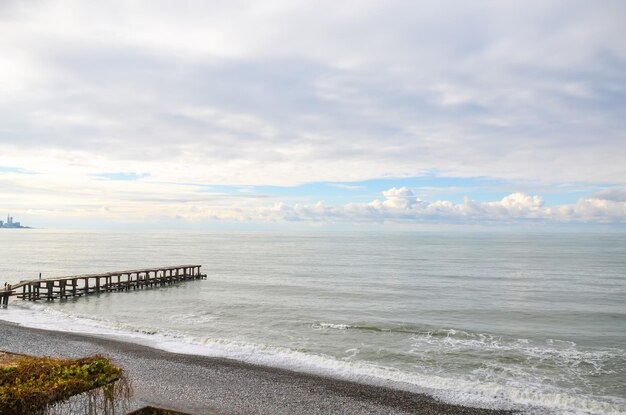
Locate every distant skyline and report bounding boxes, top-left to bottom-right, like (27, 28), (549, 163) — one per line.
(1, 1), (625, 229)
(0, 213), (28, 228)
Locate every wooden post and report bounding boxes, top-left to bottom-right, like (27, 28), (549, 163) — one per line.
(1, 290), (9, 307)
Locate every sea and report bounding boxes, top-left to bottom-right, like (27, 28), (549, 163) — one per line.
(1, 230), (625, 414)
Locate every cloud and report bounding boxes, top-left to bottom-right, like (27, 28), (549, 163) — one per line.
(380, 187), (424, 209)
(241, 188), (626, 224)
(553, 197), (626, 223)
(589, 188), (626, 202)
(0, 0), (624, 189)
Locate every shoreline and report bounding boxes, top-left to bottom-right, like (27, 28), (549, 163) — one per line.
(0, 319), (513, 415)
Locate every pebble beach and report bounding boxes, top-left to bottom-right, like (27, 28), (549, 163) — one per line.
(0, 320), (512, 415)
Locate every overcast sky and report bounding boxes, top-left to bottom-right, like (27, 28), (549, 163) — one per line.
(1, 0), (625, 229)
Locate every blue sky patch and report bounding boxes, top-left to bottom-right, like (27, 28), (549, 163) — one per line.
(91, 172), (151, 181)
(190, 176), (601, 206)
(0, 166), (36, 175)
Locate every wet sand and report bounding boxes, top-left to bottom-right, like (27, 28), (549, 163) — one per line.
(0, 320), (513, 415)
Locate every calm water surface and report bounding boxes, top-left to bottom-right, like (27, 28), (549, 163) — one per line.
(1, 230), (625, 414)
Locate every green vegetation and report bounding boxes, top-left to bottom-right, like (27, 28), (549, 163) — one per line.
(0, 352), (131, 415)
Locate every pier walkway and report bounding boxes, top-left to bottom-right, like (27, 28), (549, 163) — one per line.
(1, 265), (206, 307)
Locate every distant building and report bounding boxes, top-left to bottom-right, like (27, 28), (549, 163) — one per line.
(1, 214), (28, 229)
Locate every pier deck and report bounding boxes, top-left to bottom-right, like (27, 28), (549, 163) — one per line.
(1, 265), (206, 307)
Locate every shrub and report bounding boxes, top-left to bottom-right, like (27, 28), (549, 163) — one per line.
(0, 353), (131, 415)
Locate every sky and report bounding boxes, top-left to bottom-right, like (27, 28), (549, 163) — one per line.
(1, 0), (625, 229)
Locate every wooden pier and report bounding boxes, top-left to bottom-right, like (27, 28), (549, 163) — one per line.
(0, 265), (206, 307)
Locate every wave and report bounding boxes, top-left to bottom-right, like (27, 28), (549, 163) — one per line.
(2, 304), (625, 415)
(312, 321), (429, 333)
(409, 328), (624, 371)
(312, 322), (624, 374)
(312, 322), (352, 330)
(313, 321), (626, 403)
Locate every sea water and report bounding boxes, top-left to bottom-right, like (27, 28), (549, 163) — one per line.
(1, 230), (625, 414)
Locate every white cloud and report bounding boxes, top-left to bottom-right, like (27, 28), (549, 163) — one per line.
(241, 188), (626, 224)
(380, 187), (424, 209)
(484, 193), (545, 218)
(552, 198), (626, 224)
(0, 0), (625, 188)
(590, 188), (626, 202)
